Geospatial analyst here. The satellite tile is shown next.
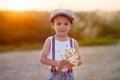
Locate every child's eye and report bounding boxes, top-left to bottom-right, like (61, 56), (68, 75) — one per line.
(64, 23), (69, 25)
(57, 22), (61, 25)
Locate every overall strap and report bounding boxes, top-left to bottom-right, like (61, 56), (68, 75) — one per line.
(68, 38), (73, 73)
(51, 36), (56, 73)
(52, 36), (55, 60)
(70, 38), (73, 48)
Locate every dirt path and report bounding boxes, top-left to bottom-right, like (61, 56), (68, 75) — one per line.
(0, 43), (120, 80)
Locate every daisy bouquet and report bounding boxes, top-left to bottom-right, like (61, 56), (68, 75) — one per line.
(56, 45), (78, 74)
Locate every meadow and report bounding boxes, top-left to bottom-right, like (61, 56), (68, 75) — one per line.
(0, 11), (120, 52)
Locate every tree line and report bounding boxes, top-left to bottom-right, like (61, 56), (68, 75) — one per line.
(0, 11), (120, 45)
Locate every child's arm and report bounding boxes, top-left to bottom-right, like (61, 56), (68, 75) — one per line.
(40, 38), (66, 68)
(40, 38), (58, 67)
(67, 39), (82, 68)
(74, 39), (82, 66)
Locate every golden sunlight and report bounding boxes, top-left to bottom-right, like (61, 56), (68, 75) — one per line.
(0, 0), (119, 11)
(1, 0), (32, 11)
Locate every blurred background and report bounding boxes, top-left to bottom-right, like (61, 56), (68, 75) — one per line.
(0, 0), (120, 51)
(0, 0), (120, 80)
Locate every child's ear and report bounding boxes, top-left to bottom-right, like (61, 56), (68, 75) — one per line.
(70, 24), (73, 28)
(51, 22), (54, 29)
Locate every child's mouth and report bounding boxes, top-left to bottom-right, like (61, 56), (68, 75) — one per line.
(59, 30), (66, 32)
(60, 30), (65, 32)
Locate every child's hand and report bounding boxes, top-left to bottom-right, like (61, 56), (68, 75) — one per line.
(55, 61), (66, 75)
(57, 60), (66, 69)
(66, 61), (75, 69)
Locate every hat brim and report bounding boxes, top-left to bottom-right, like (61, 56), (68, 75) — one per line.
(50, 12), (74, 23)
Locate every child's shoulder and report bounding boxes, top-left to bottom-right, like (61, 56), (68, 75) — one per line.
(44, 36), (54, 43)
(69, 37), (77, 41)
(47, 36), (54, 40)
(44, 36), (53, 44)
(46, 36), (53, 40)
(69, 37), (78, 44)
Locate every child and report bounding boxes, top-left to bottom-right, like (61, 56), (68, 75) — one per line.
(40, 9), (82, 80)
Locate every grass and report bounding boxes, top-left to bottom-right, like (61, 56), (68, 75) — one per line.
(78, 35), (117, 46)
(0, 35), (118, 52)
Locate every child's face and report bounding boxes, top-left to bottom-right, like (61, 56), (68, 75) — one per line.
(52, 15), (71, 36)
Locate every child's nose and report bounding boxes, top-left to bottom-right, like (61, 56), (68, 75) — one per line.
(61, 24), (66, 28)
(60, 25), (64, 29)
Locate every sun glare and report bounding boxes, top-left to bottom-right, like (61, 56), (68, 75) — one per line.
(0, 0), (119, 11)
(3, 0), (31, 11)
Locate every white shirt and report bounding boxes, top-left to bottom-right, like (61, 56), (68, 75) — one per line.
(47, 36), (74, 71)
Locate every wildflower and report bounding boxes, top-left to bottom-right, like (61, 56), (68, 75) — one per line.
(56, 45), (79, 74)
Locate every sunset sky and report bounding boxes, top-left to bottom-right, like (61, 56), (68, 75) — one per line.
(0, 0), (120, 11)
